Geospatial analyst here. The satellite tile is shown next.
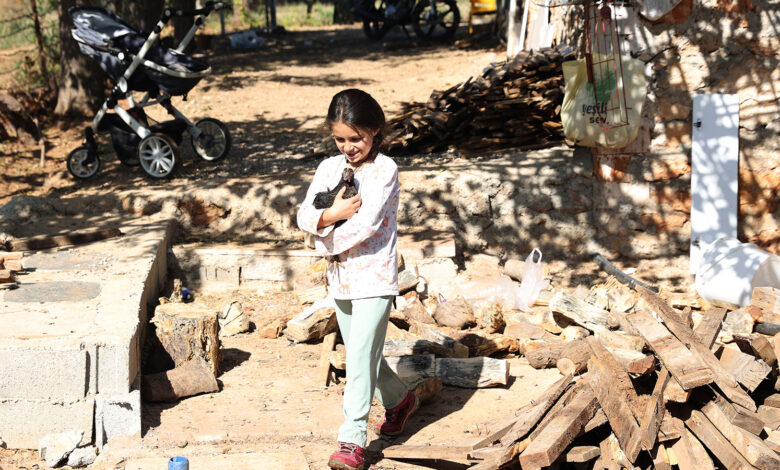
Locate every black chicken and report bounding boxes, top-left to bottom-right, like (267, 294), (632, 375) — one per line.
(313, 167), (358, 227)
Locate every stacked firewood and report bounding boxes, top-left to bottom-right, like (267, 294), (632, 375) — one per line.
(381, 281), (780, 469)
(0, 251), (23, 287)
(385, 44), (575, 155)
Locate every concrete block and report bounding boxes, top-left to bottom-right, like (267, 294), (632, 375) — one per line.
(95, 390), (141, 449)
(0, 345), (93, 400)
(0, 398), (94, 449)
(95, 342), (133, 395)
(39, 429), (83, 467)
(67, 445), (97, 468)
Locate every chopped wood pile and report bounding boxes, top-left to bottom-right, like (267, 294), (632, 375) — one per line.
(380, 281), (780, 469)
(0, 251), (23, 287)
(385, 44), (574, 155)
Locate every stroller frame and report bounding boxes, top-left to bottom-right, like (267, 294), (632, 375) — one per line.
(68, 1), (232, 179)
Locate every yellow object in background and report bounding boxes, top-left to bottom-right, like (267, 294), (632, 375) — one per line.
(468, 0), (497, 34)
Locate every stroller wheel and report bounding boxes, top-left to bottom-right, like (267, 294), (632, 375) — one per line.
(67, 146), (101, 179)
(138, 133), (180, 179)
(191, 118), (231, 161)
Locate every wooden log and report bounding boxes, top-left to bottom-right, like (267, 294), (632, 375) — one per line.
(469, 438), (529, 470)
(564, 446), (600, 463)
(721, 307), (758, 342)
(702, 399), (780, 469)
(432, 296), (475, 329)
(385, 354), (435, 384)
(504, 319), (549, 340)
(399, 292), (436, 325)
(7, 227), (122, 251)
(498, 374), (573, 445)
(0, 270), (12, 282)
(1, 259), (22, 271)
(694, 308), (727, 345)
(408, 320), (469, 358)
(764, 393), (780, 408)
(549, 291), (609, 331)
(518, 384), (598, 470)
(650, 442), (672, 470)
(383, 338), (453, 357)
(626, 309), (712, 390)
(686, 410), (757, 469)
(283, 304), (337, 343)
(585, 338), (643, 462)
(318, 332), (337, 387)
(435, 357), (509, 388)
(584, 408), (608, 433)
(476, 303), (504, 334)
(757, 405), (780, 429)
(593, 327), (645, 352)
(151, 303), (221, 377)
(559, 325), (589, 343)
(141, 357), (218, 402)
(526, 338), (589, 370)
(719, 346), (772, 392)
(412, 376), (441, 404)
(0, 252), (23, 261)
(752, 287), (780, 313)
(657, 416), (683, 442)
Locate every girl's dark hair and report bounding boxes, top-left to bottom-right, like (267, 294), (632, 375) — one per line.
(326, 89), (387, 162)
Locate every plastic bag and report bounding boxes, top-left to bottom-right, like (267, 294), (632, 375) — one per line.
(560, 56), (646, 148)
(515, 248), (550, 312)
(458, 274), (526, 310)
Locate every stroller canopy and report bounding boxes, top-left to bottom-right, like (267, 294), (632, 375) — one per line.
(70, 6), (210, 96)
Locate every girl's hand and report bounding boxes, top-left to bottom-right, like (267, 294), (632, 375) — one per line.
(318, 187), (361, 228)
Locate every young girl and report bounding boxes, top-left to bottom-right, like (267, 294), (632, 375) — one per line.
(297, 89), (419, 470)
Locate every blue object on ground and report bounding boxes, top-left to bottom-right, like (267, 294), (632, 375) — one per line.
(169, 456), (189, 470)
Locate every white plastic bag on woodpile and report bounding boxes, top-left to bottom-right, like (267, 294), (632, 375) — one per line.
(560, 56), (646, 148)
(515, 248), (550, 312)
(457, 249), (549, 312)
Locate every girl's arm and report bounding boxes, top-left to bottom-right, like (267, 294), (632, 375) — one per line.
(297, 161), (337, 238)
(319, 166), (399, 256)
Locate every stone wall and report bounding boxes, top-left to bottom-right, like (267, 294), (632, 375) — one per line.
(549, 0), (779, 255)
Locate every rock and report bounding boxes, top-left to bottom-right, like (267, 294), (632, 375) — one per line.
(39, 430), (83, 468)
(398, 266), (419, 293)
(219, 301), (250, 337)
(67, 445), (97, 468)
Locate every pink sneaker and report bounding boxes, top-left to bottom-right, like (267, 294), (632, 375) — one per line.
(328, 441), (365, 470)
(377, 391), (420, 436)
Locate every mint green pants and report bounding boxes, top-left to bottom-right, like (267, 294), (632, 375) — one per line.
(335, 296), (409, 447)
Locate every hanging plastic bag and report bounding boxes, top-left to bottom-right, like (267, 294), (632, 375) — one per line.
(560, 56), (646, 148)
(515, 248), (550, 312)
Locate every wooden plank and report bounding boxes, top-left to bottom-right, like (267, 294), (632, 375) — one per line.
(530, 380), (583, 441)
(607, 347), (655, 376)
(585, 352), (643, 462)
(584, 408), (608, 433)
(317, 332), (337, 387)
(702, 399), (780, 469)
(672, 427), (715, 470)
(0, 252), (23, 260)
(498, 374), (573, 445)
(657, 416), (683, 442)
(694, 308), (728, 346)
(381, 444), (473, 460)
(564, 446), (600, 463)
(763, 393), (780, 408)
(710, 393), (765, 435)
(284, 304), (337, 343)
(468, 374), (572, 450)
(469, 438), (529, 470)
(638, 366), (671, 450)
(734, 333), (778, 367)
(7, 227), (122, 251)
(752, 287), (780, 314)
(626, 309), (712, 390)
(637, 286), (756, 410)
(685, 410), (758, 469)
(650, 442), (672, 470)
(518, 384), (598, 469)
(719, 346), (772, 392)
(757, 405), (780, 430)
(598, 432), (633, 469)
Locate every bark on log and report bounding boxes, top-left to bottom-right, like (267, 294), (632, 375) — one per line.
(142, 357), (218, 402)
(526, 338), (590, 370)
(284, 304), (337, 343)
(435, 357), (509, 388)
(150, 303), (221, 377)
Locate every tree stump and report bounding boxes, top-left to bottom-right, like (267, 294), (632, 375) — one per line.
(150, 303), (221, 377)
(142, 357), (219, 402)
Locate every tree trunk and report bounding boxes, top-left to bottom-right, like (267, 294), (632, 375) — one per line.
(54, 0), (106, 117)
(118, 0), (164, 34)
(172, 0), (196, 49)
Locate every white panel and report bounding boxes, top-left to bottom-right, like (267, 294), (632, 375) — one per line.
(690, 94), (740, 273)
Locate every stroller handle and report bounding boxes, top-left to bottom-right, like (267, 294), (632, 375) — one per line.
(168, 1), (232, 18)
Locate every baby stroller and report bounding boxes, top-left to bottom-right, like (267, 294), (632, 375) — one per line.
(66, 2), (232, 179)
